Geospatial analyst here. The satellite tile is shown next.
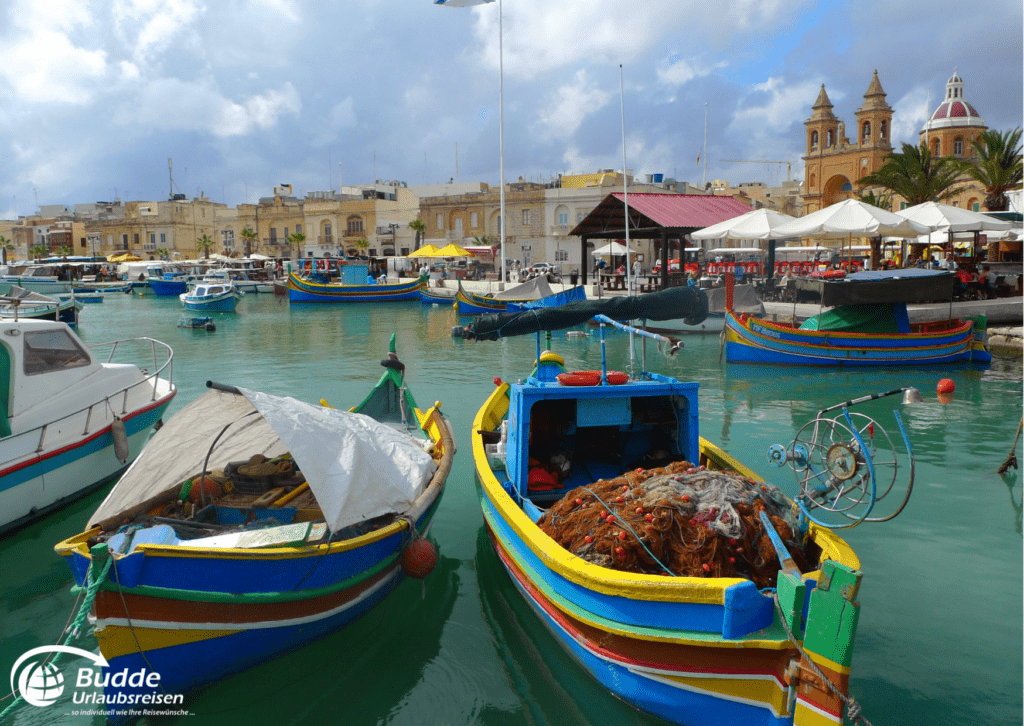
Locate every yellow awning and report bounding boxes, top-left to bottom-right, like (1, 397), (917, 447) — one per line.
(408, 244), (441, 258)
(436, 243), (472, 257)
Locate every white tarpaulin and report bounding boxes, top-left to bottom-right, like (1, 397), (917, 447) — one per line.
(239, 388), (437, 533)
(89, 388), (437, 534)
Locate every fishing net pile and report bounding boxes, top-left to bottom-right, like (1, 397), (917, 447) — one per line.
(537, 461), (818, 588)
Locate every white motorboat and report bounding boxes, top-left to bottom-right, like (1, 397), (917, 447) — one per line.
(180, 281), (242, 312)
(0, 319), (176, 532)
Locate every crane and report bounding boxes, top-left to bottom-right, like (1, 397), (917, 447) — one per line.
(720, 159), (792, 183)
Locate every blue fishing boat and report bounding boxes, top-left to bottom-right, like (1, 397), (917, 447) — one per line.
(462, 286), (917, 726)
(54, 336), (454, 716)
(724, 269), (991, 365)
(146, 265), (193, 296)
(179, 282), (242, 312)
(454, 277), (562, 316)
(420, 287), (457, 305)
(288, 259), (426, 302)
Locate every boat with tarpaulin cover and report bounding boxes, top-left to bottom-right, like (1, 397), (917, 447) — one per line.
(288, 259), (426, 302)
(54, 336), (454, 714)
(455, 276), (559, 315)
(463, 286), (917, 726)
(725, 269), (991, 365)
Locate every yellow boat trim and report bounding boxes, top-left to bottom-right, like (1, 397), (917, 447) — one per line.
(472, 382), (859, 603)
(96, 623), (239, 660)
(649, 670), (790, 718)
(805, 650), (852, 676)
(793, 698), (844, 724)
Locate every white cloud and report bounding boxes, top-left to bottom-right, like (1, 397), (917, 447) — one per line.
(122, 79), (301, 136)
(10, 0), (95, 33)
(113, 0), (203, 64)
(535, 70), (612, 140)
(0, 29), (107, 104)
(657, 54), (728, 87)
(890, 87), (932, 147)
(250, 0), (299, 23)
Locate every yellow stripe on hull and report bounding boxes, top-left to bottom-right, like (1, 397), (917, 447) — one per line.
(793, 699), (844, 725)
(646, 669), (791, 718)
(96, 623), (239, 660)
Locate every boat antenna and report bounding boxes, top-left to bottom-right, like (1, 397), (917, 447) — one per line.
(498, 0), (507, 287)
(619, 64), (636, 375)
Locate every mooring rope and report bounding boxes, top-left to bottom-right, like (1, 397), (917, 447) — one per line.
(998, 417), (1023, 475)
(772, 591), (873, 726)
(0, 555), (113, 719)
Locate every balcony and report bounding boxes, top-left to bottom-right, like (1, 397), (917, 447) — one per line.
(318, 235), (334, 246)
(550, 224), (570, 235)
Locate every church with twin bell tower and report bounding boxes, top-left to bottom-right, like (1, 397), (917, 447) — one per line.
(801, 70), (894, 214)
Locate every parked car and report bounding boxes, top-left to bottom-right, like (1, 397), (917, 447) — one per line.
(526, 262), (559, 278)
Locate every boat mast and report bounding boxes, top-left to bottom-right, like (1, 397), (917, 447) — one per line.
(619, 65), (631, 294)
(498, 0), (507, 285)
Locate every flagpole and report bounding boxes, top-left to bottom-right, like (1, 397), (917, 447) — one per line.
(498, 0), (507, 285)
(702, 102), (708, 189)
(620, 64), (631, 296)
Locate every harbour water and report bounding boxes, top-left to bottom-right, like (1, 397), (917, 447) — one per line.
(2, 291), (1021, 726)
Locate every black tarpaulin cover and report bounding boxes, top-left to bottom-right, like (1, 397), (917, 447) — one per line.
(461, 286), (709, 341)
(800, 269), (955, 307)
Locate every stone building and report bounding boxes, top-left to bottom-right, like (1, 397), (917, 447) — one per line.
(801, 68), (994, 215)
(801, 70), (895, 214)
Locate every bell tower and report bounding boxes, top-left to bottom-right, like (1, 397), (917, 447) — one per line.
(802, 85), (840, 213)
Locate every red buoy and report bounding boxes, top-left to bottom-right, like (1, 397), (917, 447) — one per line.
(400, 539), (437, 579)
(937, 379), (955, 394)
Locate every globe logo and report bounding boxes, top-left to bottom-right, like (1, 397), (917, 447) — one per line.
(18, 661), (64, 707)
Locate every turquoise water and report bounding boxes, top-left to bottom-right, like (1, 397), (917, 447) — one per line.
(1, 292), (1021, 726)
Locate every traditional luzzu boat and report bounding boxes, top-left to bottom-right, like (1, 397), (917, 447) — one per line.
(461, 287), (916, 726)
(420, 286), (457, 305)
(454, 276), (563, 315)
(725, 269), (991, 365)
(54, 336), (454, 713)
(288, 259), (426, 302)
(179, 281), (242, 312)
(0, 318), (176, 533)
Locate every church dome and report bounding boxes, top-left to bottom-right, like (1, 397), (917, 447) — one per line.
(922, 68), (986, 131)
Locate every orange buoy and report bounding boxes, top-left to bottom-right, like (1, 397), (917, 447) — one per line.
(400, 538), (437, 579)
(184, 477), (221, 503)
(937, 379), (955, 394)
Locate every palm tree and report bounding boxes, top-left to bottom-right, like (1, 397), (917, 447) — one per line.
(855, 190), (892, 271)
(29, 244), (46, 261)
(0, 235), (13, 264)
(960, 128), (1023, 212)
(155, 247), (170, 260)
(55, 245), (72, 259)
(354, 237), (369, 258)
(240, 227), (258, 257)
(409, 218), (426, 250)
(195, 234), (216, 260)
(858, 142), (965, 206)
(287, 232), (306, 260)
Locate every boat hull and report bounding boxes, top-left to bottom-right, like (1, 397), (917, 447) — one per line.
(146, 279), (189, 296)
(455, 286), (513, 315)
(724, 311), (991, 365)
(472, 381), (860, 726)
(287, 272), (426, 302)
(0, 393), (173, 533)
(180, 292), (240, 312)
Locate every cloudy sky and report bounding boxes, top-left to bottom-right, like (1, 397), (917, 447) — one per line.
(1, 0), (1021, 218)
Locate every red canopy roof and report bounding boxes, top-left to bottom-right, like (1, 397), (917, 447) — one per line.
(570, 193), (754, 239)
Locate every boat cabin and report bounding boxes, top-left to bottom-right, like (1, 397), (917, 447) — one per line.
(189, 284), (232, 298)
(498, 355), (699, 510)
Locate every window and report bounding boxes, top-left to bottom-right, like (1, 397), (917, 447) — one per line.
(471, 212), (478, 227)
(577, 213), (584, 223)
(953, 138), (963, 156)
(558, 212), (568, 226)
(826, 130), (833, 147)
(23, 329), (91, 376)
(880, 120), (888, 140)
(160, 233), (166, 245)
(347, 216), (363, 234)
(900, 201), (907, 210)
(80, 237), (86, 248)
(555, 249), (568, 261)
(972, 202), (980, 212)
(270, 228), (278, 244)
(144, 233), (156, 251)
(932, 140), (940, 156)
(436, 213), (443, 229)
(522, 209), (531, 225)
(811, 130), (819, 147)
(222, 229), (234, 249)
(133, 233), (140, 247)
(295, 225), (302, 234)
(369, 248), (377, 257)
(862, 122), (871, 141)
